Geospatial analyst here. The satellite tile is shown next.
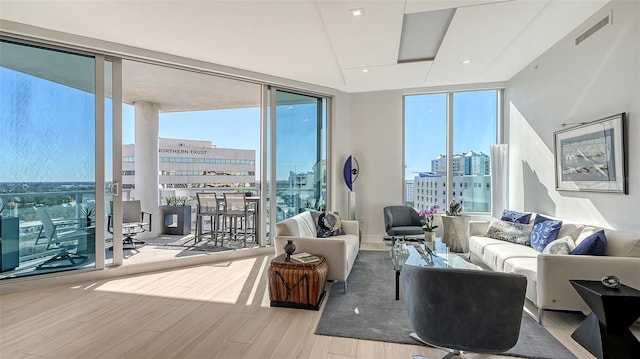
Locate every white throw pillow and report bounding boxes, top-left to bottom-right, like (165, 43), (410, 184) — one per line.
(542, 236), (576, 255)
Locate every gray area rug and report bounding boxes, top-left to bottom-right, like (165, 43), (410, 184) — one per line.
(315, 250), (577, 359)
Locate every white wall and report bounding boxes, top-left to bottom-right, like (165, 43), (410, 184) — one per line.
(505, 0), (639, 232)
(330, 91), (352, 218)
(349, 90), (404, 238)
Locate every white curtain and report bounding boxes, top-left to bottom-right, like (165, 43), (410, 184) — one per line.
(490, 144), (508, 218)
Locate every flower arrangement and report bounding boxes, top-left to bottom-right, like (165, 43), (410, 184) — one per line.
(419, 204), (440, 232)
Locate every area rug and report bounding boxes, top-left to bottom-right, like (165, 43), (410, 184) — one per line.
(315, 250), (577, 359)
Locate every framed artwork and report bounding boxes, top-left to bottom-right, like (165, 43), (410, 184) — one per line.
(554, 113), (627, 194)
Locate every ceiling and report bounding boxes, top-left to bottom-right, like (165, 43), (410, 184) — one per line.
(0, 0), (608, 96)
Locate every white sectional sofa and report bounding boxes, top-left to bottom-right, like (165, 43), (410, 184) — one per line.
(274, 211), (360, 292)
(468, 214), (640, 323)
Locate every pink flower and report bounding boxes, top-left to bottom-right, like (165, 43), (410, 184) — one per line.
(419, 205), (440, 232)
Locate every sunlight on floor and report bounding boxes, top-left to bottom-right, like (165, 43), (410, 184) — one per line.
(92, 256), (264, 305)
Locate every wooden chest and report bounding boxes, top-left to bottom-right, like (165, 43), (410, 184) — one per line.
(268, 254), (328, 310)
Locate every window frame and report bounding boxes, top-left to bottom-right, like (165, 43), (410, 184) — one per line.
(403, 88), (503, 215)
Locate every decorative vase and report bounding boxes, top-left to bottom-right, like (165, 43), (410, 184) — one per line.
(284, 239), (296, 261)
(424, 231), (436, 242)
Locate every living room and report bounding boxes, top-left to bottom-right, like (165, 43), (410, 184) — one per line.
(1, 1), (639, 358)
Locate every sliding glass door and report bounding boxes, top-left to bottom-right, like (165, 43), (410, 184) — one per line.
(0, 40), (99, 278)
(267, 89), (327, 233)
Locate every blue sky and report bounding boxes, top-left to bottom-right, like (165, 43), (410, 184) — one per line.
(2, 63), (493, 184)
(0, 64), (323, 182)
(404, 90), (497, 180)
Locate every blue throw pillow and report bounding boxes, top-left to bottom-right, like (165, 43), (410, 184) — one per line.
(501, 209), (531, 224)
(530, 215), (562, 252)
(572, 230), (607, 255)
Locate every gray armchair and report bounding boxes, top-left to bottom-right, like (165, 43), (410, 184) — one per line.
(383, 206), (424, 236)
(401, 265), (527, 358)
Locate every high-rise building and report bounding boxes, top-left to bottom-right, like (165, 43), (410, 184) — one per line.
(414, 151), (491, 212)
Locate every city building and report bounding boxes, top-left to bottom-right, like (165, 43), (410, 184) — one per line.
(122, 138), (256, 202)
(415, 151), (491, 212)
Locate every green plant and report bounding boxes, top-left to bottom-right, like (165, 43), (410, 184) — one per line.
(81, 207), (95, 227)
(163, 196), (191, 206)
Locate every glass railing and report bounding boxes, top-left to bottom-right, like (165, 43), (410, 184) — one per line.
(0, 190), (100, 279)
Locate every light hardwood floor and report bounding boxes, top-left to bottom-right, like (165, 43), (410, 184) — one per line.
(1, 248), (636, 359)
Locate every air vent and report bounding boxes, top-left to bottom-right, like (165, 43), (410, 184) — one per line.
(575, 14), (610, 46)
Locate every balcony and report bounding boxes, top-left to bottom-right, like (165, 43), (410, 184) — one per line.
(0, 190), (259, 280)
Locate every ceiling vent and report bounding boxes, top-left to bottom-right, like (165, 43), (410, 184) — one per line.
(575, 12), (611, 46)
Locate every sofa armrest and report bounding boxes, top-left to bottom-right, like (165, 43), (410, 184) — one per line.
(341, 219), (359, 236)
(469, 221), (489, 237)
(537, 254), (640, 313)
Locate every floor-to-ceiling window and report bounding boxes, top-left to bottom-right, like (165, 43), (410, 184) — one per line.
(404, 89), (499, 213)
(268, 89), (327, 227)
(0, 40), (332, 276)
(0, 40), (98, 278)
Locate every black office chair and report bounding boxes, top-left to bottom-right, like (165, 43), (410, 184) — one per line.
(402, 265), (527, 359)
(383, 206), (424, 236)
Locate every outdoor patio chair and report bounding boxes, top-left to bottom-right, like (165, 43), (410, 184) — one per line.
(402, 265), (527, 359)
(223, 192), (255, 247)
(33, 207), (88, 269)
(195, 192), (224, 245)
(383, 205), (424, 237)
(108, 200), (152, 249)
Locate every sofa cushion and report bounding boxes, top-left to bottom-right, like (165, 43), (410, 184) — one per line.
(542, 236), (575, 255)
(502, 257), (538, 303)
(530, 215), (562, 252)
(572, 230), (606, 256)
(275, 211), (317, 238)
(468, 236), (505, 257)
(485, 218), (533, 245)
(311, 211), (345, 238)
(482, 242), (539, 272)
(557, 223), (585, 241)
(501, 209), (531, 224)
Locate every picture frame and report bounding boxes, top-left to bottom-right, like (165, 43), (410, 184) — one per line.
(554, 113), (627, 194)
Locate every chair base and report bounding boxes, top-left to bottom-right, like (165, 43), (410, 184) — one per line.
(37, 249), (88, 269)
(410, 333), (462, 359)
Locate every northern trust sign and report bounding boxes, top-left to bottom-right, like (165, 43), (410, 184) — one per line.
(159, 148), (208, 155)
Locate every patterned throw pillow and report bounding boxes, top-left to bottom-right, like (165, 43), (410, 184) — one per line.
(485, 217), (533, 245)
(542, 236), (575, 255)
(530, 214), (563, 252)
(501, 209), (532, 224)
(572, 230), (607, 255)
(311, 211), (345, 238)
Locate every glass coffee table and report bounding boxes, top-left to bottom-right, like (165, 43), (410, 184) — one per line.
(383, 236), (480, 300)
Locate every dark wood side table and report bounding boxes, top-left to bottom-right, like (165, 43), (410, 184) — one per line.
(268, 254), (328, 310)
(569, 279), (640, 359)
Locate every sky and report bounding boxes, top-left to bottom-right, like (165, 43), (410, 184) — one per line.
(0, 63), (324, 182)
(404, 90), (497, 180)
(2, 59), (493, 184)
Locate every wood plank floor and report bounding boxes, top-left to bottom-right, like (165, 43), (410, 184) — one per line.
(1, 248), (636, 359)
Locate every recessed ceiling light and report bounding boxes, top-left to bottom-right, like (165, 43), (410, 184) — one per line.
(361, 69), (369, 73)
(351, 8), (364, 17)
(462, 59), (473, 64)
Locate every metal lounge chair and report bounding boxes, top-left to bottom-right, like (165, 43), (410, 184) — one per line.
(33, 207), (88, 269)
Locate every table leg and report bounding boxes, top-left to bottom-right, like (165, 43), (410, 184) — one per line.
(395, 270), (400, 300)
